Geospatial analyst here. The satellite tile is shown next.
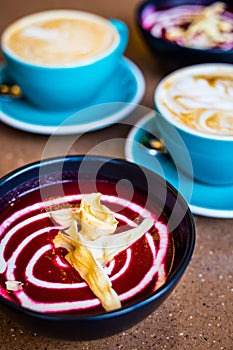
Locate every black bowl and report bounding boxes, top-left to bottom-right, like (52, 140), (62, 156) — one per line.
(136, 0), (233, 72)
(0, 155), (195, 340)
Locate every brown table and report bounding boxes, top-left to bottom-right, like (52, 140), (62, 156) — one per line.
(0, 1), (232, 349)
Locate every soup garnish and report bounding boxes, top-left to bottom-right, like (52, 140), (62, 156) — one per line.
(50, 193), (154, 311)
(141, 2), (233, 50)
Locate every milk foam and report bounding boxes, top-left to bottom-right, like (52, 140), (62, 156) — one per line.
(156, 65), (233, 137)
(2, 11), (118, 67)
(23, 26), (59, 40)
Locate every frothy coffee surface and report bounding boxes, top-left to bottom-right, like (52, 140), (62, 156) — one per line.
(3, 12), (117, 66)
(157, 66), (233, 136)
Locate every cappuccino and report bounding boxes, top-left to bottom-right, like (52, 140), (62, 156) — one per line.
(2, 10), (119, 67)
(155, 64), (233, 137)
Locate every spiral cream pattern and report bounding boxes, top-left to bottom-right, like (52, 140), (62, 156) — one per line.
(0, 194), (169, 315)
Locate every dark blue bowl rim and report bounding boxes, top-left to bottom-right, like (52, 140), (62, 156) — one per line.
(136, 0), (233, 55)
(0, 155), (196, 322)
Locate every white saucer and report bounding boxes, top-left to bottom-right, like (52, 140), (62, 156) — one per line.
(0, 58), (145, 135)
(125, 113), (233, 218)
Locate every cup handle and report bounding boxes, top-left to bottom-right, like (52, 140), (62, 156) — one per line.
(110, 19), (128, 54)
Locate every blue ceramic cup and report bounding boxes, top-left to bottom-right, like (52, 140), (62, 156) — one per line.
(1, 10), (128, 111)
(154, 63), (233, 186)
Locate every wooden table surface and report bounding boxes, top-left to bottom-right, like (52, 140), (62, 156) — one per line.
(0, 1), (232, 349)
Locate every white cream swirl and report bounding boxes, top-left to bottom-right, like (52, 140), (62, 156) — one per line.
(156, 65), (233, 137)
(0, 193), (169, 315)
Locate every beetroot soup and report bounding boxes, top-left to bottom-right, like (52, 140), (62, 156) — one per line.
(0, 178), (174, 316)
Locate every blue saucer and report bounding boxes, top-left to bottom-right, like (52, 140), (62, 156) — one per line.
(0, 58), (145, 135)
(125, 113), (233, 218)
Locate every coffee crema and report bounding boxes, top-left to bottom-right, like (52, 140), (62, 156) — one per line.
(157, 68), (233, 136)
(2, 11), (118, 67)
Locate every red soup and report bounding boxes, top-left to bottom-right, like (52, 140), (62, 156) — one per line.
(0, 179), (174, 316)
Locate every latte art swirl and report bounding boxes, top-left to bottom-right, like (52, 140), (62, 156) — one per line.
(158, 71), (233, 136)
(2, 11), (118, 67)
